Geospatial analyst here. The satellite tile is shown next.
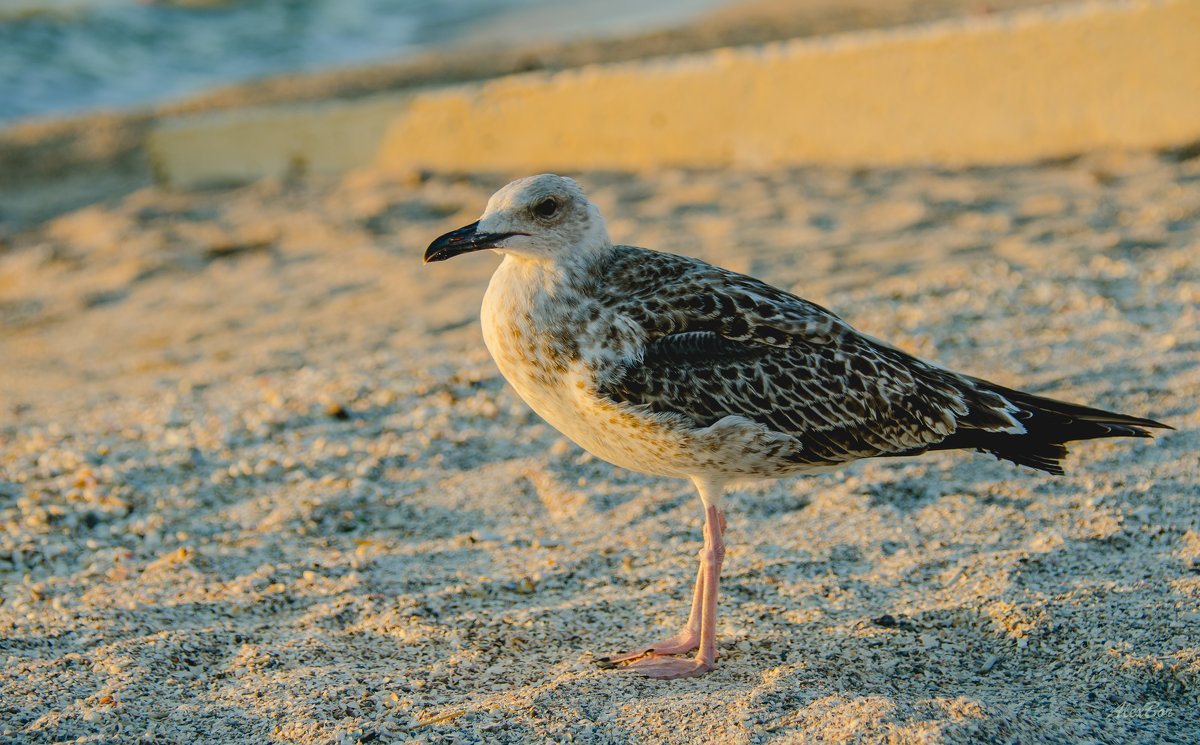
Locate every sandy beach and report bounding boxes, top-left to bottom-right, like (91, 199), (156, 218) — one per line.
(2, 3), (1199, 745)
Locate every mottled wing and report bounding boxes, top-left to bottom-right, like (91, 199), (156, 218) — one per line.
(594, 247), (1016, 468)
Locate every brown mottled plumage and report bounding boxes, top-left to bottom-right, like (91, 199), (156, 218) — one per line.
(588, 244), (1165, 476)
(425, 174), (1169, 679)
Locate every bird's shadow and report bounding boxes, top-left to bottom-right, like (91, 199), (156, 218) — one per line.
(865, 474), (961, 512)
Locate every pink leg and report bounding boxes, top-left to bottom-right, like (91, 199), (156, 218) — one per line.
(597, 505), (726, 679)
(595, 561), (704, 665)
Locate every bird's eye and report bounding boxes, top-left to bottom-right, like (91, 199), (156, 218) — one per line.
(533, 198), (559, 219)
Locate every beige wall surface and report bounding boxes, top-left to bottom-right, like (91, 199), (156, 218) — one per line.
(148, 95), (411, 186)
(150, 1), (1200, 186)
(375, 0), (1200, 171)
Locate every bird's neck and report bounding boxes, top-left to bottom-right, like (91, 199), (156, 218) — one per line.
(482, 246), (613, 367)
(494, 243), (613, 303)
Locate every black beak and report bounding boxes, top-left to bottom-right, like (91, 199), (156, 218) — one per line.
(424, 222), (518, 263)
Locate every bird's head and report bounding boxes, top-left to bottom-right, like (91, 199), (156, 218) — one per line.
(424, 174), (611, 264)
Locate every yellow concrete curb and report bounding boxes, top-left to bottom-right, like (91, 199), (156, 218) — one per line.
(147, 94), (410, 187)
(149, 0), (1200, 186)
(375, 0), (1200, 172)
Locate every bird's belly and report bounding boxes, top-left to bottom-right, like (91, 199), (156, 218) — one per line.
(502, 356), (695, 478)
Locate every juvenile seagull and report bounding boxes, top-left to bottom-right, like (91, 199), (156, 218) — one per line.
(424, 174), (1169, 679)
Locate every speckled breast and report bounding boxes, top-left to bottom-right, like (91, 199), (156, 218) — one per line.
(480, 266), (695, 479)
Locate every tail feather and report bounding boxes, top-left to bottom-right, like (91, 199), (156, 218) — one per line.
(931, 379), (1172, 475)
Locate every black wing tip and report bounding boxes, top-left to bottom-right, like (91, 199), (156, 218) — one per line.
(981, 381), (1175, 442)
(1098, 420), (1171, 439)
(1139, 419), (1175, 432)
(1086, 413), (1173, 435)
(975, 415), (1171, 476)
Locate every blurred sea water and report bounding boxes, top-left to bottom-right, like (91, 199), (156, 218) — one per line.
(0, 0), (732, 125)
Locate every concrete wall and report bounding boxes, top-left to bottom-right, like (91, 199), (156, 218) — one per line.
(375, 0), (1200, 171)
(150, 0), (1200, 186)
(147, 95), (410, 187)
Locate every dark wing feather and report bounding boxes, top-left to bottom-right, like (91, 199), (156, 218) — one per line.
(602, 327), (985, 468)
(594, 247), (986, 467)
(924, 379), (1171, 474)
(592, 246), (1169, 473)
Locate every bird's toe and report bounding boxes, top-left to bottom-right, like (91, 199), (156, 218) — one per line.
(621, 656), (714, 680)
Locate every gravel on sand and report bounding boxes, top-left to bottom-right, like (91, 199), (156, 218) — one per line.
(1, 149), (1198, 743)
